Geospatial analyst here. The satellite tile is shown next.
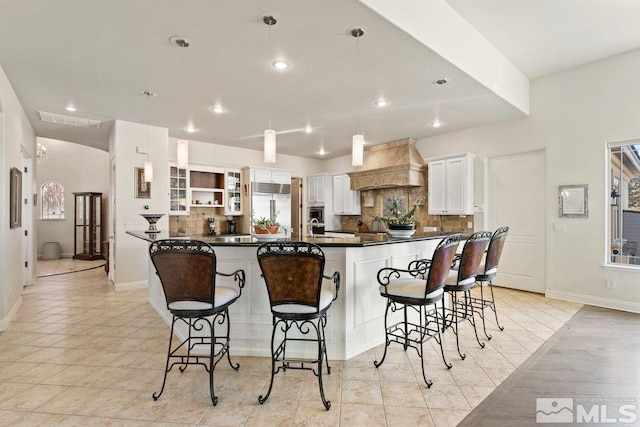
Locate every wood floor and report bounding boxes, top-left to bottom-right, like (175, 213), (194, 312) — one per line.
(460, 305), (640, 426)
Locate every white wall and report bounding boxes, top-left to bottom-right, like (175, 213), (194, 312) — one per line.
(168, 137), (326, 178)
(36, 138), (109, 258)
(0, 65), (36, 329)
(414, 48), (640, 313)
(110, 120), (168, 290)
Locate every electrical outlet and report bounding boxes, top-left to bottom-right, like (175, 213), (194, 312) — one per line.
(423, 226), (439, 232)
(554, 223), (566, 232)
(467, 221), (473, 229)
(607, 280), (616, 289)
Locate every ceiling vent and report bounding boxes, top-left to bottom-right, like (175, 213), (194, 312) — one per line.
(38, 111), (102, 128)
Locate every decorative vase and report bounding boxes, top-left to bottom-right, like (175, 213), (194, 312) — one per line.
(141, 213), (164, 234)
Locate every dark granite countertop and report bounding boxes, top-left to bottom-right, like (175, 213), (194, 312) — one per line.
(126, 230), (466, 247)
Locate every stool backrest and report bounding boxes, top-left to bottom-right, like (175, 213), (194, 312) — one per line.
(149, 239), (216, 308)
(456, 231), (492, 285)
(425, 234), (462, 296)
(257, 242), (325, 311)
(484, 226), (509, 276)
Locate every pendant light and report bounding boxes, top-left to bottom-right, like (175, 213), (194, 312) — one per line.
(263, 15), (277, 164)
(171, 36), (190, 168)
(351, 27), (365, 167)
(142, 90), (154, 183)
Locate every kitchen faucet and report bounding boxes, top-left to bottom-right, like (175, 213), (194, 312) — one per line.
(308, 218), (320, 236)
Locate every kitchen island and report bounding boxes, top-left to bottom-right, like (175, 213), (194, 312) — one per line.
(128, 230), (454, 360)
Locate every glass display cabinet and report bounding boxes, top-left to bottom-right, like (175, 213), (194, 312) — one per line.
(225, 168), (242, 215)
(169, 164), (189, 214)
(73, 192), (103, 260)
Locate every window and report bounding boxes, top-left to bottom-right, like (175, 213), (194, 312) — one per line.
(608, 142), (640, 266)
(41, 181), (65, 219)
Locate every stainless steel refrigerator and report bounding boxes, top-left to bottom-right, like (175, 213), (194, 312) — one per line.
(251, 182), (291, 236)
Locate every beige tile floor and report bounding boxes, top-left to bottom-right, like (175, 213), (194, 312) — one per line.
(0, 262), (582, 426)
(36, 258), (106, 277)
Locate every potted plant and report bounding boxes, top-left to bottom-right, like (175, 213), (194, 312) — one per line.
(377, 195), (424, 231)
(251, 211), (281, 234)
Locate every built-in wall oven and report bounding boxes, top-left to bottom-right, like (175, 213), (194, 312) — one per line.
(308, 206), (324, 223)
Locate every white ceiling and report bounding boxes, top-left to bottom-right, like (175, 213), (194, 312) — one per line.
(445, 0), (640, 79)
(0, 0), (639, 158)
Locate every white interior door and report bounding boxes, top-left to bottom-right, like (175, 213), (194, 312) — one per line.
(488, 150), (546, 293)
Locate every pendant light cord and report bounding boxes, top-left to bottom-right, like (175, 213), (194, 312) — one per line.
(356, 34), (360, 135)
(268, 21), (273, 130)
(147, 92), (150, 160)
(181, 43), (185, 136)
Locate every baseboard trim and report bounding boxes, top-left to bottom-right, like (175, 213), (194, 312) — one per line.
(545, 289), (640, 314)
(114, 280), (148, 292)
(0, 296), (23, 331)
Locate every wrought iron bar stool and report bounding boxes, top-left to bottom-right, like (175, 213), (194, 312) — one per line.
(442, 231), (491, 360)
(149, 239), (245, 406)
(467, 226), (509, 339)
(374, 234), (462, 386)
(256, 241), (340, 410)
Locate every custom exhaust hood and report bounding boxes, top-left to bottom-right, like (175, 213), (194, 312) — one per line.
(347, 138), (426, 190)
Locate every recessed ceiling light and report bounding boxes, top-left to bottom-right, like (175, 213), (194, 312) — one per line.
(431, 120), (442, 128)
(211, 106), (224, 114)
(65, 105), (76, 112)
(375, 100), (387, 107)
(433, 78), (448, 85)
(304, 126), (313, 133)
(272, 60), (289, 70)
(184, 126), (196, 133)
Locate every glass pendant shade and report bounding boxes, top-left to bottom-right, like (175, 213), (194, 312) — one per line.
(144, 161), (154, 183)
(177, 139), (189, 168)
(352, 134), (364, 166)
(264, 129), (276, 163)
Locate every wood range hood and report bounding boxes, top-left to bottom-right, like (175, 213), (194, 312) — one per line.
(347, 138), (426, 190)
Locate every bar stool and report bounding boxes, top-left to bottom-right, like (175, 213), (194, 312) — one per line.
(256, 241), (340, 410)
(470, 226), (509, 339)
(442, 231), (491, 360)
(374, 234), (462, 386)
(149, 239), (245, 406)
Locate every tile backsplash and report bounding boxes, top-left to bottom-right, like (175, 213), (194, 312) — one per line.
(340, 187), (473, 233)
(169, 207), (245, 236)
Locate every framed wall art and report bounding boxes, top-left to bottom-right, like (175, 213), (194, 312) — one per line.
(135, 167), (151, 199)
(559, 184), (588, 218)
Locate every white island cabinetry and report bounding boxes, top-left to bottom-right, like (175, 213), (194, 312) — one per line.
(135, 232), (441, 360)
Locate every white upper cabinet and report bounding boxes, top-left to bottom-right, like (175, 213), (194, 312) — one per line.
(307, 174), (331, 206)
(333, 174), (361, 215)
(427, 154), (474, 215)
(253, 167), (291, 184)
